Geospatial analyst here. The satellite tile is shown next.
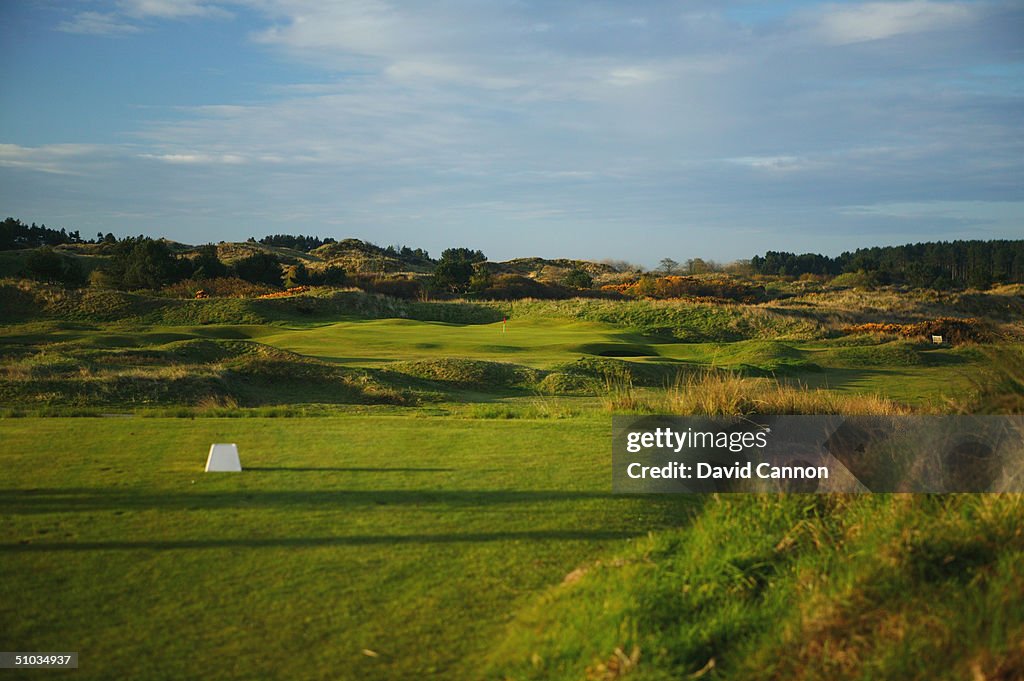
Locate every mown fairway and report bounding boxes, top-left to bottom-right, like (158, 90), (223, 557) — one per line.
(0, 416), (694, 680)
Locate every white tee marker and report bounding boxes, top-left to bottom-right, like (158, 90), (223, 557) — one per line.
(205, 443), (242, 472)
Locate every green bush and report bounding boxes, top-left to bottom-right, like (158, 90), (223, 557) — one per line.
(24, 247), (86, 288)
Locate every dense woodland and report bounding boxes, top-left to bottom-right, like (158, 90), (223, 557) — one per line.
(751, 240), (1024, 288)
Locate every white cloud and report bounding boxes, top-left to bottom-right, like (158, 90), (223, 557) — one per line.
(0, 144), (114, 175)
(808, 1), (975, 45)
(605, 67), (662, 87)
(248, 1), (729, 96)
(726, 155), (811, 172)
(840, 200), (1024, 220)
(118, 0), (229, 20)
(250, 1), (413, 59)
(56, 11), (141, 35)
(57, 1), (229, 36)
(139, 152), (248, 164)
(384, 61), (523, 89)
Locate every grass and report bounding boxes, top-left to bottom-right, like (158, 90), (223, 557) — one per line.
(499, 297), (824, 341)
(0, 338), (419, 409)
(387, 357), (543, 388)
(0, 315), (1002, 412)
(487, 494), (1024, 681)
(0, 280), (1013, 411)
(0, 416), (695, 681)
(2, 279), (1024, 679)
(600, 371), (910, 416)
(258, 317), (635, 368)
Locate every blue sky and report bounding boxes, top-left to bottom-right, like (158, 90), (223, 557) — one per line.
(1, 0), (1021, 265)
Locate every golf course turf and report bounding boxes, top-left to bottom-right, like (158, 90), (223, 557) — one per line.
(1, 283), (1022, 679)
(0, 416), (696, 680)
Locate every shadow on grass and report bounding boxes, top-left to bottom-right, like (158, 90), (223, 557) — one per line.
(245, 466), (457, 472)
(1, 529), (641, 552)
(304, 355), (391, 365)
(0, 488), (694, 514)
(781, 366), (883, 391)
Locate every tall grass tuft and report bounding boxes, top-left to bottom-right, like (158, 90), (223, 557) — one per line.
(957, 345), (1024, 414)
(670, 371), (907, 415)
(600, 365), (648, 412)
(195, 394), (240, 411)
(601, 369), (908, 415)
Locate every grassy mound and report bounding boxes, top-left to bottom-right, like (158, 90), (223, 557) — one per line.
(216, 344), (416, 406)
(387, 358), (542, 389)
(0, 279), (167, 322)
(488, 494), (1024, 680)
(702, 340), (811, 373)
(537, 371), (600, 395)
(552, 356), (682, 388)
(161, 338), (241, 363)
(0, 337), (415, 411)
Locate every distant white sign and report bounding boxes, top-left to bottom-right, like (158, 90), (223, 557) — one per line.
(205, 443), (241, 472)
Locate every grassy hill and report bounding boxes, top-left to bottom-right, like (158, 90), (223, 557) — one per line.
(214, 241), (324, 266)
(484, 257), (620, 282)
(310, 239), (434, 274)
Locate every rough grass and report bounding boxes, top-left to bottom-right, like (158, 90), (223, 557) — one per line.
(487, 494), (1024, 681)
(600, 370), (909, 416)
(766, 285), (1024, 332)
(553, 356), (684, 388)
(499, 298), (824, 341)
(0, 339), (416, 409)
(958, 345), (1024, 414)
(4, 280), (818, 340)
(0, 280), (502, 326)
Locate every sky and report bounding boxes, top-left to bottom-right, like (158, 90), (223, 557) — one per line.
(0, 0), (1021, 266)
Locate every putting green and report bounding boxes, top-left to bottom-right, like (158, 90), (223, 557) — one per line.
(258, 318), (651, 368)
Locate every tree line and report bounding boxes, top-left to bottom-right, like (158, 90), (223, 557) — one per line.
(254, 234), (433, 265)
(257, 234), (337, 251)
(9, 216), (1024, 293)
(22, 237), (344, 291)
(750, 240), (1024, 289)
(1, 217), (89, 249)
